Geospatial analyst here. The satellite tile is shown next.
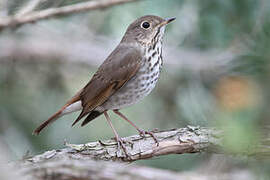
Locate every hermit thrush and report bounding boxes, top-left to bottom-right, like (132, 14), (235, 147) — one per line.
(34, 15), (175, 155)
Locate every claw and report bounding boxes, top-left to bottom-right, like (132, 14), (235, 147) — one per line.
(138, 129), (159, 146)
(139, 130), (146, 137)
(114, 137), (132, 159)
(112, 110), (159, 147)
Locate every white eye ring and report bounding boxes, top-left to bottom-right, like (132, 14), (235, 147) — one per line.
(141, 21), (150, 29)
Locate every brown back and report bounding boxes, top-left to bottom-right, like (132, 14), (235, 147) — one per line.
(72, 44), (142, 125)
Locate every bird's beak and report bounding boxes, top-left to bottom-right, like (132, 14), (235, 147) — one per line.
(159, 17), (176, 27)
(165, 17), (176, 24)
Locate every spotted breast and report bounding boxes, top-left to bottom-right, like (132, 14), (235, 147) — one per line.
(101, 27), (164, 111)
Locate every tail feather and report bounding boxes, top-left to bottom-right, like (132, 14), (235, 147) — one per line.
(33, 110), (62, 135)
(81, 111), (103, 126)
(71, 110), (87, 127)
(33, 90), (82, 135)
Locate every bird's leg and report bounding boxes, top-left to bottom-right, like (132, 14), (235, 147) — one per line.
(113, 110), (159, 146)
(104, 111), (130, 158)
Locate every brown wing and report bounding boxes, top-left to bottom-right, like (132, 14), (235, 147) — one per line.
(72, 45), (142, 126)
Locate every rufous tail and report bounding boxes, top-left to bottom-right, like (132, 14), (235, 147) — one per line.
(33, 110), (63, 135)
(33, 90), (82, 135)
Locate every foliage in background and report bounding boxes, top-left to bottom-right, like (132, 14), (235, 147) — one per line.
(0, 0), (269, 178)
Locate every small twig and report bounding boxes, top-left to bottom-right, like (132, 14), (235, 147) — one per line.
(0, 0), (139, 30)
(16, 0), (44, 16)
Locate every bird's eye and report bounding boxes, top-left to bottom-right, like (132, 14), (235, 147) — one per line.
(141, 21), (150, 29)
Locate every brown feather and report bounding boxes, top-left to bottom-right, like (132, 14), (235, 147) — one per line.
(72, 83), (116, 126)
(33, 90), (82, 135)
(81, 111), (103, 126)
(72, 45), (142, 126)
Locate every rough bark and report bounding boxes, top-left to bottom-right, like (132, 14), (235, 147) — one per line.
(27, 127), (222, 163)
(12, 126), (260, 180)
(23, 126), (270, 163)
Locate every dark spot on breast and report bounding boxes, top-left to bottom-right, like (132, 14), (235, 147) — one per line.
(154, 60), (159, 67)
(152, 51), (157, 57)
(153, 28), (160, 41)
(153, 42), (157, 50)
(140, 89), (146, 93)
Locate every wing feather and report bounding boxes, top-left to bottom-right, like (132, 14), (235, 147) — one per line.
(72, 45), (142, 125)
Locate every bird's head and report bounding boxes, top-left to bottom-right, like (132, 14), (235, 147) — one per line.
(121, 15), (175, 46)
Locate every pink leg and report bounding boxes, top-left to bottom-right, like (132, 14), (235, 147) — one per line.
(104, 111), (129, 157)
(113, 110), (159, 145)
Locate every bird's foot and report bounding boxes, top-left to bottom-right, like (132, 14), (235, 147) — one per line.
(114, 137), (132, 159)
(138, 129), (159, 146)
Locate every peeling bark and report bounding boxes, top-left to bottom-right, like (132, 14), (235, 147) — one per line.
(28, 127), (223, 163)
(12, 126), (261, 180)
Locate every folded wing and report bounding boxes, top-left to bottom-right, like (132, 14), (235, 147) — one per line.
(72, 45), (142, 126)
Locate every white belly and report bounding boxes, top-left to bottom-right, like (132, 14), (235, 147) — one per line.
(102, 47), (162, 110)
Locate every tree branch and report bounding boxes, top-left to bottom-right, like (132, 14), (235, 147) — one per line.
(18, 158), (254, 180)
(13, 126), (261, 180)
(0, 34), (239, 72)
(16, 0), (43, 16)
(24, 126), (269, 163)
(28, 127), (219, 163)
(0, 0), (139, 30)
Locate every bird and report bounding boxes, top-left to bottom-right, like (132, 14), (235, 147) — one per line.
(33, 15), (175, 155)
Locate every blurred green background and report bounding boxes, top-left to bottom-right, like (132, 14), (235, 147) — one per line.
(0, 0), (270, 178)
